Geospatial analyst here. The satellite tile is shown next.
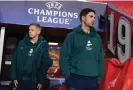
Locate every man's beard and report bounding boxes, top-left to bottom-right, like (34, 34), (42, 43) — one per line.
(84, 21), (93, 28)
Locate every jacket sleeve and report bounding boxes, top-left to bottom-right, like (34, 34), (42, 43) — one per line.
(10, 41), (22, 81)
(59, 34), (73, 79)
(98, 39), (104, 81)
(38, 42), (52, 84)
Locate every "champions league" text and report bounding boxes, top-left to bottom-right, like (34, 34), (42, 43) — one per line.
(28, 8), (78, 25)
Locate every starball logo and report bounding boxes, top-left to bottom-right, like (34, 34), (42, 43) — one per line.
(45, 1), (63, 10)
(28, 1), (79, 25)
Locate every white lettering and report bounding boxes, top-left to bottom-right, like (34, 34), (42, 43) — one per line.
(34, 9), (40, 15)
(74, 13), (78, 18)
(117, 17), (131, 62)
(65, 19), (69, 24)
(37, 16), (47, 23)
(55, 3), (58, 8)
(37, 16), (41, 22)
(108, 12), (115, 55)
(37, 16), (70, 25)
(62, 12), (67, 17)
(40, 9), (45, 15)
(28, 7), (79, 25)
(46, 10), (52, 16)
(58, 18), (64, 24)
(47, 17), (53, 23)
(47, 4), (51, 9)
(42, 17), (47, 22)
(53, 18), (58, 23)
(51, 2), (54, 7)
(68, 12), (73, 18)
(28, 8), (79, 19)
(58, 11), (62, 17)
(28, 8), (33, 14)
(53, 11), (58, 16)
(58, 5), (62, 10)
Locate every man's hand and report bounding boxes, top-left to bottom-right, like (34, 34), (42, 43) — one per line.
(14, 80), (18, 88)
(37, 84), (42, 90)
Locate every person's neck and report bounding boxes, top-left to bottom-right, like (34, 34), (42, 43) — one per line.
(30, 36), (39, 44)
(81, 23), (90, 33)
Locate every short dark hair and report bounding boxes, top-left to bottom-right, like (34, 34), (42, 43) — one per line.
(80, 8), (95, 22)
(29, 23), (41, 30)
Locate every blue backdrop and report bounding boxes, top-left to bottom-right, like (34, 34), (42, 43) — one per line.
(0, 1), (106, 30)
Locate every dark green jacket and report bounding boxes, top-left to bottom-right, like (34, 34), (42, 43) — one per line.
(59, 25), (104, 80)
(10, 35), (52, 84)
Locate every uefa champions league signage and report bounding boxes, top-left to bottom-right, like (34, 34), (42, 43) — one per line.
(28, 1), (79, 25)
(0, 1), (106, 29)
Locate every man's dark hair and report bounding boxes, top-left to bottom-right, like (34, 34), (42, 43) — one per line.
(29, 23), (41, 30)
(80, 8), (95, 22)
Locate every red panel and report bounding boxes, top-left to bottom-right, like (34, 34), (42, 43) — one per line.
(94, 1), (133, 16)
(103, 5), (133, 61)
(99, 58), (130, 90)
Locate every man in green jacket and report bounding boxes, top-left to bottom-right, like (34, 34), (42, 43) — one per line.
(10, 23), (52, 90)
(59, 8), (104, 90)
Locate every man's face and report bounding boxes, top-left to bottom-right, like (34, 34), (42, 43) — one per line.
(29, 25), (40, 38)
(82, 12), (95, 27)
